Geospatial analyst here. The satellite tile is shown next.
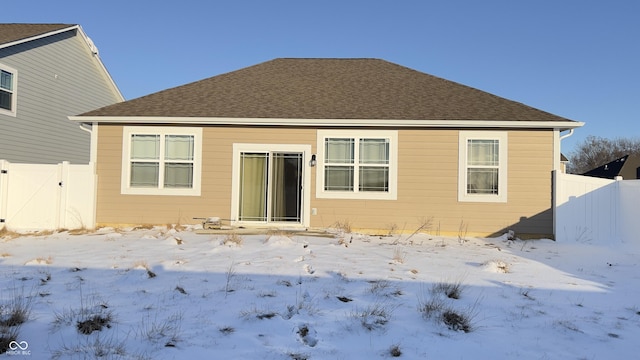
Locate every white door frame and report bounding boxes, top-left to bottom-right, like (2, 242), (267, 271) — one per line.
(231, 143), (311, 228)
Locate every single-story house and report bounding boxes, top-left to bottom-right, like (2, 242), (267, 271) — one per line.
(70, 58), (583, 238)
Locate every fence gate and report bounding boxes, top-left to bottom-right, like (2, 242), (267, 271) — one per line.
(0, 160), (96, 231)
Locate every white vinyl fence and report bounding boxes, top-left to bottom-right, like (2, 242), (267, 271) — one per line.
(0, 160), (96, 231)
(555, 171), (640, 243)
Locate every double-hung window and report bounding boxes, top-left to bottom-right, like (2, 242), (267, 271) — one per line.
(0, 64), (17, 116)
(317, 130), (397, 200)
(458, 131), (507, 202)
(122, 127), (202, 196)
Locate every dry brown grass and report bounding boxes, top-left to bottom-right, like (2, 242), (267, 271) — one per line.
(0, 227), (21, 240)
(332, 220), (352, 233)
(223, 233), (243, 246)
(68, 227), (93, 235)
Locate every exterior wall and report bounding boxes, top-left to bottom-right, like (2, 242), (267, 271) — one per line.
(0, 29), (122, 164)
(95, 125), (317, 225)
(313, 129), (554, 238)
(96, 125), (554, 237)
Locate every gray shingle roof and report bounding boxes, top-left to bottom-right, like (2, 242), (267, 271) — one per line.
(81, 58), (575, 122)
(0, 24), (75, 46)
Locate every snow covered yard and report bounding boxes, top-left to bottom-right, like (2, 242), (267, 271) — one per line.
(0, 226), (638, 359)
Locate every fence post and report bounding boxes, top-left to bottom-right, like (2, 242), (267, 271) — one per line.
(0, 160), (8, 229)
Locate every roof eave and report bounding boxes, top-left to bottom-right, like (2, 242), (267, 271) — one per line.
(0, 24), (79, 50)
(68, 116), (584, 130)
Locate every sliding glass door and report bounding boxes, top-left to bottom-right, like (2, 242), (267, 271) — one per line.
(238, 151), (303, 223)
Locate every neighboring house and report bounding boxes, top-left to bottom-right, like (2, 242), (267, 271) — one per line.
(70, 58), (583, 238)
(0, 24), (123, 164)
(560, 153), (569, 173)
(581, 155), (640, 180)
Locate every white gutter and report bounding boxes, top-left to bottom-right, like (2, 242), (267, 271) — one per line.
(559, 128), (575, 140)
(68, 116), (585, 130)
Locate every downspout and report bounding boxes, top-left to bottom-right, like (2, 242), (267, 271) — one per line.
(553, 128), (575, 241)
(560, 128), (574, 141)
(78, 122), (98, 230)
(78, 123), (98, 164)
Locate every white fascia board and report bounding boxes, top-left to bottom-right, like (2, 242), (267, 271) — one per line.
(68, 116), (585, 130)
(75, 26), (125, 102)
(0, 25), (80, 50)
(0, 25), (125, 102)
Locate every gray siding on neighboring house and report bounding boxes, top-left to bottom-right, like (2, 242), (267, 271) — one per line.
(0, 28), (121, 164)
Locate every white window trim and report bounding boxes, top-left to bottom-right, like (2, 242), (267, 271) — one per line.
(121, 126), (202, 196)
(0, 62), (17, 117)
(458, 130), (507, 203)
(316, 130), (397, 200)
(230, 143), (311, 227)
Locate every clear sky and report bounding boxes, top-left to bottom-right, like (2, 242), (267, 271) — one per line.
(4, 0), (639, 153)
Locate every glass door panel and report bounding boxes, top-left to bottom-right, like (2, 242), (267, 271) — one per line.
(238, 151), (303, 223)
(270, 152), (303, 222)
(239, 152), (268, 221)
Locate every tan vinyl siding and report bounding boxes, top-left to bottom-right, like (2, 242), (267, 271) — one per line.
(96, 125), (317, 225)
(0, 29), (121, 164)
(96, 126), (554, 237)
(311, 129), (554, 238)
